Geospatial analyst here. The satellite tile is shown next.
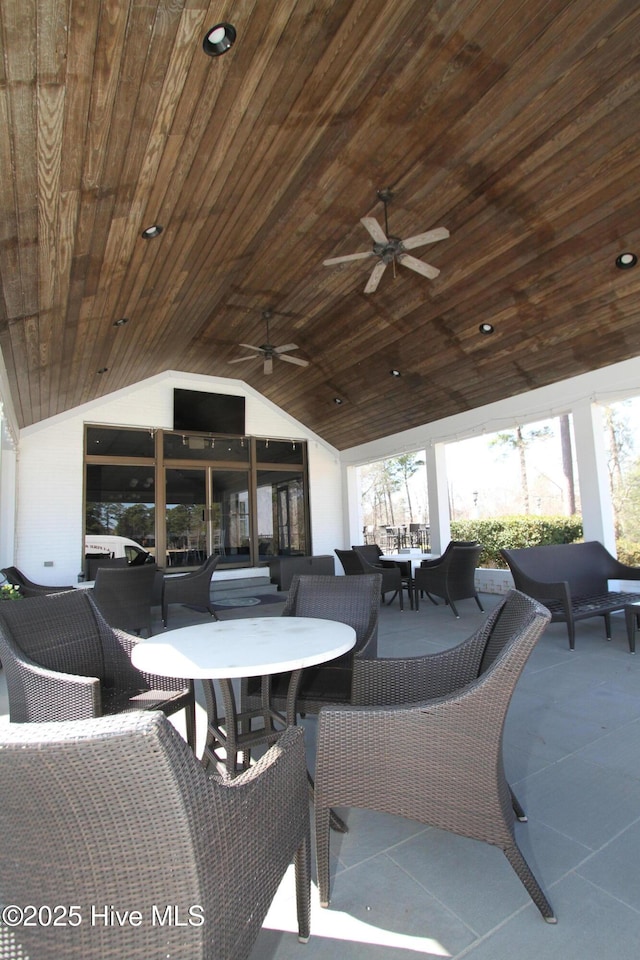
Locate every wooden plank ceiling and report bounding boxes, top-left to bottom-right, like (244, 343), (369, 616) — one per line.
(1, 0), (639, 450)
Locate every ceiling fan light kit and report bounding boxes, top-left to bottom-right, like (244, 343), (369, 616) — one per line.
(323, 189), (449, 293)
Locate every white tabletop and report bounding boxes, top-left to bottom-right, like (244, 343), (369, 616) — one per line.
(131, 616), (356, 680)
(380, 552), (439, 567)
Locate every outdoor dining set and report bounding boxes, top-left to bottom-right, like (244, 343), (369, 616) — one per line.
(0, 535), (568, 959)
(6, 534), (640, 954)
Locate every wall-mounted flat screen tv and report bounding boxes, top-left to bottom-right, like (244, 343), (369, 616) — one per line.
(173, 390), (246, 435)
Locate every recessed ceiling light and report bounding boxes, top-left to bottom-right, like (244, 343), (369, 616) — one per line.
(479, 322), (495, 335)
(615, 252), (637, 269)
(113, 317), (129, 327)
(334, 397), (343, 405)
(203, 23), (236, 56)
(97, 367), (108, 374)
(390, 369), (401, 377)
(141, 224), (163, 239)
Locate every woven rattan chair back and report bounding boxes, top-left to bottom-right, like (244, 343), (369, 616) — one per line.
(0, 712), (310, 959)
(93, 562), (157, 636)
(0, 589), (195, 747)
(161, 553), (220, 627)
(315, 590), (555, 922)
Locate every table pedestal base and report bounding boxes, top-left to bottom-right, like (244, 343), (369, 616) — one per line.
(201, 672), (348, 832)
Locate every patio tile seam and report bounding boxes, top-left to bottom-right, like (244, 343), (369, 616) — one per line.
(383, 850), (484, 941)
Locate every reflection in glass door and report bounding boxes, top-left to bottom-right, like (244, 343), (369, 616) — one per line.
(165, 469), (206, 567)
(256, 471), (307, 561)
(211, 471), (250, 566)
(164, 468), (250, 568)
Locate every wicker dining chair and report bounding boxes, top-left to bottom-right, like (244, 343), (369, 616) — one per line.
(315, 590), (556, 922)
(413, 540), (484, 616)
(350, 543), (384, 565)
(161, 553), (220, 627)
(92, 562), (158, 636)
(0, 712), (311, 959)
(352, 545), (412, 609)
(239, 573), (381, 733)
(0, 588), (196, 749)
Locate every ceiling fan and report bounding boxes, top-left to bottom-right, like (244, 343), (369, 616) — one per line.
(228, 309), (309, 375)
(323, 188), (449, 293)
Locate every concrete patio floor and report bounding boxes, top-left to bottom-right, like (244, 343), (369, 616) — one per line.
(2, 587), (640, 958)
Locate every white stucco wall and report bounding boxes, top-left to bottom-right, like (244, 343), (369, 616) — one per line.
(14, 372), (341, 585)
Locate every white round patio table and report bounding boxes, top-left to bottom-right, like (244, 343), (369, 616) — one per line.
(131, 616), (356, 779)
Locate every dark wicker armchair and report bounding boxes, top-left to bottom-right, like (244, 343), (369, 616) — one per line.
(413, 540), (484, 616)
(92, 562), (158, 636)
(240, 573), (380, 727)
(337, 547), (410, 609)
(0, 588), (195, 749)
(162, 553), (220, 627)
(315, 590), (556, 922)
(1, 565), (74, 596)
(350, 543), (383, 565)
(0, 712), (310, 959)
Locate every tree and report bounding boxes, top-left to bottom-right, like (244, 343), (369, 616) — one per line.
(559, 414), (576, 514)
(385, 453), (425, 523)
(490, 425), (552, 514)
(115, 503), (154, 542)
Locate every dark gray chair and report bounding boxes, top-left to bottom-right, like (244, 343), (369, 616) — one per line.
(1, 565), (74, 596)
(315, 590), (555, 922)
(84, 554), (128, 582)
(414, 540), (484, 616)
(92, 563), (158, 636)
(240, 573), (381, 729)
(352, 545), (413, 609)
(351, 543), (384, 565)
(0, 711), (310, 959)
(0, 589), (195, 749)
(162, 553), (220, 627)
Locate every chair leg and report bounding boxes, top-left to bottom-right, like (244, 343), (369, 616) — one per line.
(475, 593), (484, 612)
(448, 597), (460, 618)
(510, 786), (527, 821)
(503, 842), (556, 922)
(294, 832), (311, 943)
(316, 805), (332, 907)
(184, 683), (196, 751)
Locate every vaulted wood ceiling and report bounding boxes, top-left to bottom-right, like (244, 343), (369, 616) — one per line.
(1, 0), (639, 450)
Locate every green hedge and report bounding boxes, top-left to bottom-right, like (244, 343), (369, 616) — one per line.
(449, 516), (584, 568)
(616, 539), (640, 567)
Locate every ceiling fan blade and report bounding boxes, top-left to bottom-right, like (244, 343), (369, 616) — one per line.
(360, 217), (388, 244)
(229, 354), (260, 364)
(279, 354), (309, 367)
(401, 227), (450, 250)
(397, 253), (440, 279)
(273, 343), (298, 354)
(264, 356), (273, 375)
(238, 343), (262, 352)
(364, 260), (387, 293)
(324, 251), (375, 265)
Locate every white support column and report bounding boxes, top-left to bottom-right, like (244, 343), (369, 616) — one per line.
(343, 462), (363, 549)
(0, 412), (18, 568)
(425, 441), (450, 554)
(571, 400), (616, 552)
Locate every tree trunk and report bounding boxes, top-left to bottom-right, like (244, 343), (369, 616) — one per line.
(560, 414), (576, 514)
(517, 426), (530, 514)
